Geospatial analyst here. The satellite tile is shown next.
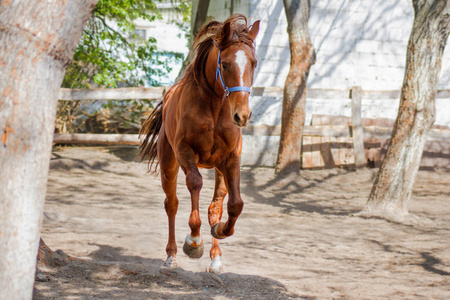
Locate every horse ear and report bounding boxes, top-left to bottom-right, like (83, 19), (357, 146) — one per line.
(221, 22), (233, 42)
(248, 20), (260, 40)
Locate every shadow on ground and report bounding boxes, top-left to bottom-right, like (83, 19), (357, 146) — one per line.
(241, 167), (370, 217)
(105, 145), (141, 162)
(34, 243), (306, 300)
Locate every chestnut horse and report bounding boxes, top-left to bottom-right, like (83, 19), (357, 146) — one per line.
(139, 14), (260, 273)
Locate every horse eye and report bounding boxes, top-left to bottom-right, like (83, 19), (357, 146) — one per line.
(222, 62), (228, 71)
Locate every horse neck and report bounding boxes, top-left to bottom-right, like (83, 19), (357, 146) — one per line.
(196, 47), (228, 119)
(204, 47), (225, 100)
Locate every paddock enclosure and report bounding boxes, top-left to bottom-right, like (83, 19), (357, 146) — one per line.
(54, 86), (450, 170)
(34, 146), (449, 299)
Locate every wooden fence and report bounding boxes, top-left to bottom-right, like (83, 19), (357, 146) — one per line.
(53, 86), (450, 168)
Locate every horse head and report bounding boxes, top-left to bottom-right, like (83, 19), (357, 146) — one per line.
(214, 17), (260, 127)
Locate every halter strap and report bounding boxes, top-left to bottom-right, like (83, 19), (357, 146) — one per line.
(215, 50), (251, 98)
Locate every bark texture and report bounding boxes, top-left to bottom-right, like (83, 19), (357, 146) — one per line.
(0, 1), (97, 299)
(177, 0), (211, 80)
(275, 0), (315, 174)
(365, 0), (450, 219)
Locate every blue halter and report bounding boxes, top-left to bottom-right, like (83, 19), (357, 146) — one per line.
(215, 50), (251, 98)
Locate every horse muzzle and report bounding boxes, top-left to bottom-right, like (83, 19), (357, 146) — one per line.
(232, 110), (252, 127)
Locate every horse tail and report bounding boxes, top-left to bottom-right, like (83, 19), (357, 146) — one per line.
(139, 101), (163, 174)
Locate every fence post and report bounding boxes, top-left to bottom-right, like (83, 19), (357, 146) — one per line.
(350, 86), (366, 167)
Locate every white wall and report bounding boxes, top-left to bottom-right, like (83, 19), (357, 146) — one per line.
(250, 0), (450, 91)
(207, 0), (250, 21)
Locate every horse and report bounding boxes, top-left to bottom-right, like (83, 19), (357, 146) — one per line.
(139, 14), (260, 273)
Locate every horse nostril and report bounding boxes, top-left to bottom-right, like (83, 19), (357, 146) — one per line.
(234, 113), (241, 124)
(249, 111), (252, 119)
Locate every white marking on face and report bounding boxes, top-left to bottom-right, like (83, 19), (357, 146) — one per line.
(235, 50), (248, 85)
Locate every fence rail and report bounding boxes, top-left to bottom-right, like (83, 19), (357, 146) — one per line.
(58, 87), (166, 101)
(54, 86), (450, 167)
(52, 126), (449, 145)
(58, 86), (450, 101)
(53, 133), (140, 146)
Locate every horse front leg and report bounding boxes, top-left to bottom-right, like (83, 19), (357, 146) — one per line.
(211, 154), (243, 240)
(177, 145), (204, 259)
(208, 168), (228, 273)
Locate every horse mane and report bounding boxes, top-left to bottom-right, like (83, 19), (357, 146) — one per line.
(181, 14), (257, 96)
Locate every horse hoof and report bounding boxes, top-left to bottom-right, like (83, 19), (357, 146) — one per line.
(211, 223), (227, 240)
(183, 235), (204, 259)
(208, 256), (223, 274)
(162, 256), (178, 268)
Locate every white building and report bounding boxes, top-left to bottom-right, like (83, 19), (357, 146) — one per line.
(134, 2), (190, 85)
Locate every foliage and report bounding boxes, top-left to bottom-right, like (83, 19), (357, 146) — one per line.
(57, 0), (191, 134)
(54, 99), (155, 134)
(63, 0), (164, 88)
(171, 0), (192, 42)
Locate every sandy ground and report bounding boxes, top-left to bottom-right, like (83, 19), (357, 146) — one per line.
(34, 146), (450, 299)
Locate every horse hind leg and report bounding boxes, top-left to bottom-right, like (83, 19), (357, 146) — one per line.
(209, 239), (223, 273)
(159, 133), (180, 268)
(208, 168), (227, 273)
(163, 185), (179, 268)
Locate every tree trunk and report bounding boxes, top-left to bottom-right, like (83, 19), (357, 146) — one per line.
(364, 0), (450, 220)
(275, 0), (315, 174)
(0, 1), (97, 298)
(176, 0), (210, 80)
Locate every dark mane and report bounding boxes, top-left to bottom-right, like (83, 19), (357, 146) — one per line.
(181, 14), (257, 96)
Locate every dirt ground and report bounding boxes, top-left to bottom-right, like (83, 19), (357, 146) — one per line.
(34, 146), (450, 299)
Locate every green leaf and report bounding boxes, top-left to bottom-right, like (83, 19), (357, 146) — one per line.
(62, 0), (190, 89)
